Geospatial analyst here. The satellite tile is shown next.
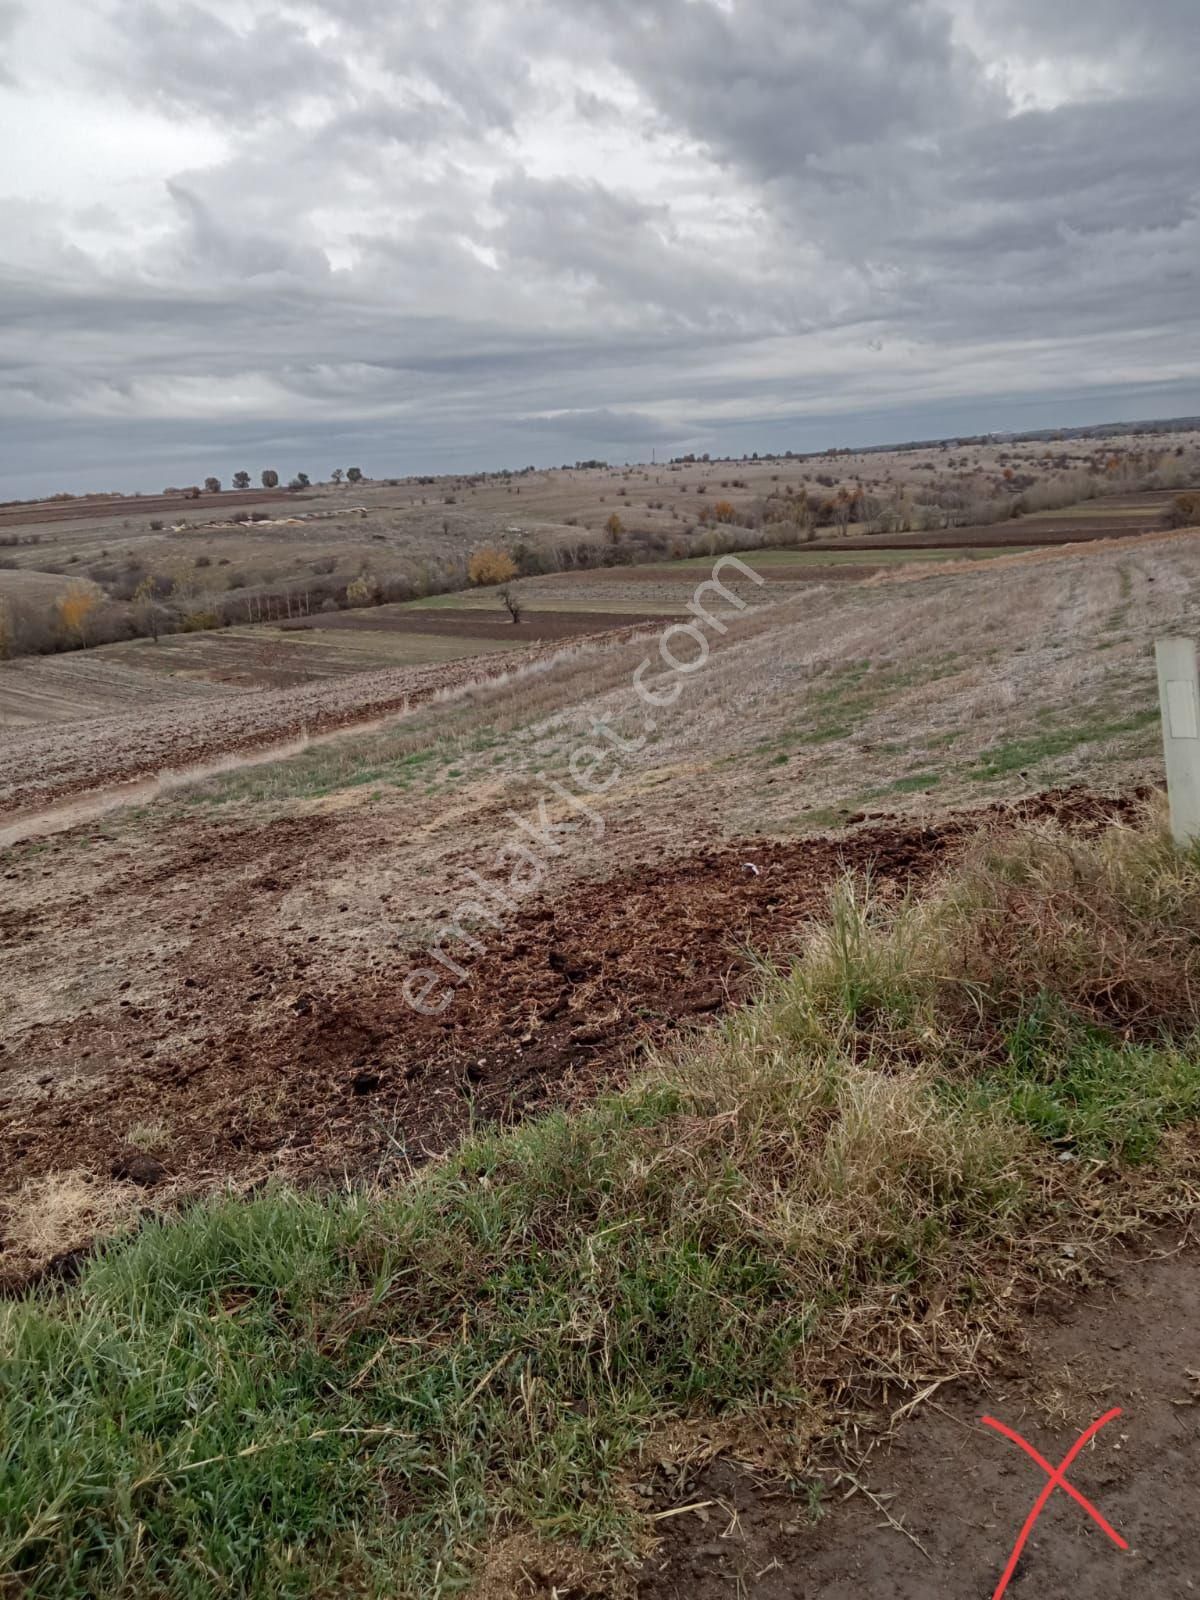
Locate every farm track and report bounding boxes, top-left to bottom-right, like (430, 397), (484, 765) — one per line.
(0, 786), (1142, 1288)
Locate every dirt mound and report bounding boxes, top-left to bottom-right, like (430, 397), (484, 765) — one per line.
(0, 789), (1145, 1273)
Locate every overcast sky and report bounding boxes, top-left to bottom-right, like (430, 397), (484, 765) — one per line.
(1, 0), (1198, 497)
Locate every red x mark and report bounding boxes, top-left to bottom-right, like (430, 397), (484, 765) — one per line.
(982, 1407), (1129, 1600)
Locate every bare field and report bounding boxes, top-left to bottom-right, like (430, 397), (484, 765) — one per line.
(0, 625), (665, 817)
(0, 628), (516, 722)
(92, 623), (529, 690)
(2, 455), (1200, 1296)
(0, 567), (103, 607)
(2, 528), (1198, 1280)
(0, 652), (241, 729)
(0, 487), (295, 528)
(311, 604), (673, 639)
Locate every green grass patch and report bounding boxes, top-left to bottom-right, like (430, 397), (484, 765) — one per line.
(968, 1007), (1200, 1162)
(0, 1059), (1020, 1598)
(750, 656), (963, 760)
(966, 708), (1160, 781)
(873, 771), (941, 797)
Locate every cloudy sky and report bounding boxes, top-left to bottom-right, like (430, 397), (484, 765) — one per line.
(1, 0), (1198, 497)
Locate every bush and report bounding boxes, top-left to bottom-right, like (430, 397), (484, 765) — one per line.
(346, 571), (380, 607)
(467, 546), (517, 586)
(1165, 491), (1200, 529)
(180, 609), (220, 632)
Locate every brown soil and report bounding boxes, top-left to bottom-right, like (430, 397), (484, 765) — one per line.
(0, 787), (1142, 1287)
(638, 1231), (1200, 1598)
(301, 607), (675, 640)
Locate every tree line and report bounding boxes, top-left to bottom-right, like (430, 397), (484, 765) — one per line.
(174, 469), (366, 494)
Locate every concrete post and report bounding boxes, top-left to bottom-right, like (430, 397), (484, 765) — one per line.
(1155, 636), (1200, 846)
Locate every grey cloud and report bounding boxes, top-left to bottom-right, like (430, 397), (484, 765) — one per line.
(93, 2), (348, 123)
(0, 0), (24, 84)
(166, 183), (333, 284)
(520, 407), (682, 442)
(0, 0), (1197, 498)
(972, 0), (1200, 76)
(583, 0), (1002, 176)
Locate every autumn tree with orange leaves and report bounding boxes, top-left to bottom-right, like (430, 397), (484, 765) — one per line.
(57, 583), (98, 646)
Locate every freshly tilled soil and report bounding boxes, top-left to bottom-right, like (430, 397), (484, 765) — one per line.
(0, 787), (1143, 1289)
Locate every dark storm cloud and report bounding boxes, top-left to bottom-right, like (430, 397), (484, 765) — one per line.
(587, 0), (1002, 175)
(0, 0), (1197, 497)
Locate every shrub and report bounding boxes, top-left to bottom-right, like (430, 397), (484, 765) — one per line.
(467, 547), (517, 586)
(55, 583), (98, 645)
(180, 609), (220, 632)
(346, 571), (380, 607)
(1165, 491), (1200, 529)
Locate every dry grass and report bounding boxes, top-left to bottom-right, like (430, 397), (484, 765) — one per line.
(4, 810), (1200, 1597)
(794, 798), (1200, 1049)
(0, 1170), (142, 1271)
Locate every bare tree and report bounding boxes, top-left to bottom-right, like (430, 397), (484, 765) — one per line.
(499, 586), (523, 623)
(204, 476), (221, 494)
